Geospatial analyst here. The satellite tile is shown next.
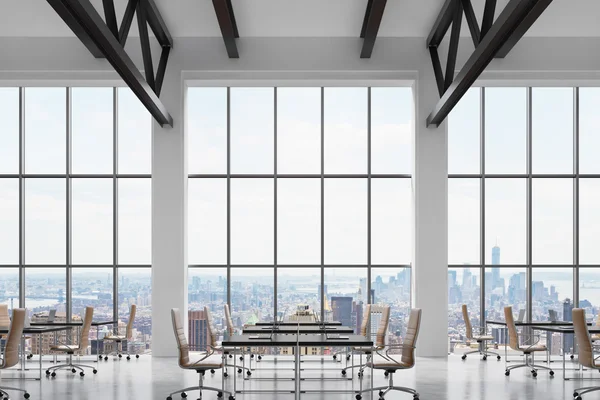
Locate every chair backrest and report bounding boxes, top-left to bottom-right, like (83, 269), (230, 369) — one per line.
(375, 305), (390, 347)
(461, 304), (473, 339)
(170, 308), (190, 367)
(1, 308), (25, 369)
(78, 306), (94, 350)
(573, 308), (595, 369)
(224, 304), (234, 337)
(204, 306), (218, 348)
(401, 308), (422, 367)
(504, 306), (520, 351)
(359, 304), (371, 337)
(126, 304), (136, 339)
(0, 304), (10, 327)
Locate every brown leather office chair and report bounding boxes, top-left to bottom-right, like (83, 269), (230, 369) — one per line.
(357, 308), (422, 400)
(166, 308), (234, 400)
(572, 308), (600, 400)
(45, 306), (98, 377)
(503, 306), (553, 377)
(461, 304), (501, 361)
(0, 308), (30, 399)
(102, 304), (138, 361)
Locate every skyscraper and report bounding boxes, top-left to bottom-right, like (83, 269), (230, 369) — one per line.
(563, 299), (574, 354)
(331, 297), (353, 327)
(491, 245), (500, 290)
(188, 310), (209, 352)
(448, 270), (457, 289)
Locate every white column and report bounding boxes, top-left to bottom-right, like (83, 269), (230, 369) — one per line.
(413, 61), (449, 357)
(151, 60), (188, 357)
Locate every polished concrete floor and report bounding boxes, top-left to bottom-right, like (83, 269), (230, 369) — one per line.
(0, 353), (598, 400)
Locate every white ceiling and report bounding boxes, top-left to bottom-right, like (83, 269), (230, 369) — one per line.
(2, 0), (599, 38)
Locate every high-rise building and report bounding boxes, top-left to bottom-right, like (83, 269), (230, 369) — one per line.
(331, 297), (353, 327)
(462, 268), (472, 289)
(448, 270), (457, 290)
(492, 245), (500, 265)
(188, 310), (210, 352)
(563, 299), (574, 354)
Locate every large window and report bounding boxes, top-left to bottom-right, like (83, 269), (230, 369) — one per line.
(449, 87), (595, 354)
(188, 86), (413, 340)
(0, 87), (152, 349)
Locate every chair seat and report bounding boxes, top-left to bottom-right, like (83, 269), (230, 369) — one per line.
(104, 335), (126, 341)
(520, 344), (547, 353)
(49, 344), (79, 353)
(367, 355), (412, 371)
(181, 354), (224, 370)
(473, 335), (494, 341)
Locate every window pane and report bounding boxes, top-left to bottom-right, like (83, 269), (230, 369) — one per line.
(371, 178), (411, 264)
(118, 88), (151, 174)
(324, 88), (367, 174)
(71, 88), (113, 174)
(25, 179), (66, 264)
(72, 268), (113, 322)
(324, 179), (367, 264)
(448, 267), (480, 355)
(231, 268), (274, 330)
(188, 88), (227, 174)
(118, 268), (152, 353)
(485, 267), (527, 320)
(231, 179), (273, 264)
(485, 88), (527, 174)
(72, 179), (113, 265)
(448, 88), (480, 174)
(580, 269), (600, 323)
(0, 88), (19, 174)
(485, 179), (526, 264)
(188, 268), (227, 313)
(25, 268), (66, 315)
(448, 179), (480, 265)
(371, 87), (412, 174)
(532, 88), (573, 174)
(278, 268), (320, 319)
(579, 88), (600, 173)
(277, 88), (321, 174)
(371, 267), (411, 340)
(532, 179), (573, 264)
(118, 179), (151, 264)
(0, 268), (20, 310)
(25, 88), (66, 174)
(188, 179), (227, 265)
(580, 179), (600, 264)
(277, 179), (320, 265)
(0, 179), (19, 264)
(325, 268), (366, 333)
(230, 88), (274, 174)
(531, 268), (572, 321)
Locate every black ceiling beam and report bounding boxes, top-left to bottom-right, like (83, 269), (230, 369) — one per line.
(137, 0), (155, 92)
(461, 0), (480, 47)
(102, 0), (119, 39)
(47, 0), (173, 127)
(429, 47), (445, 97)
(155, 47), (170, 97)
(444, 0), (462, 91)
(212, 0), (239, 58)
(426, 0), (454, 48)
(426, 0), (553, 127)
(495, 0), (552, 58)
(145, 0), (173, 48)
(119, 0), (138, 46)
(480, 0), (497, 39)
(47, 0), (104, 58)
(360, 0), (387, 58)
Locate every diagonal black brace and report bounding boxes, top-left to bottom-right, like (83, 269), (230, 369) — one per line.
(426, 0), (455, 48)
(47, 0), (173, 127)
(119, 0), (138, 46)
(145, 0), (173, 48)
(481, 0), (497, 39)
(444, 0), (462, 91)
(137, 0), (155, 92)
(461, 0), (480, 47)
(429, 47), (445, 97)
(102, 0), (119, 39)
(360, 0), (387, 58)
(213, 0), (239, 58)
(155, 47), (170, 97)
(495, 0), (552, 58)
(226, 0), (239, 38)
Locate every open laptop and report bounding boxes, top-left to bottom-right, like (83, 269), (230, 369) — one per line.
(548, 309), (558, 322)
(250, 310), (286, 339)
(517, 309), (526, 323)
(47, 309), (57, 323)
(314, 310), (348, 340)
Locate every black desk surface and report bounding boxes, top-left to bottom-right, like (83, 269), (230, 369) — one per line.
(528, 325), (600, 334)
(223, 334), (372, 348)
(242, 325), (355, 334)
(255, 321), (342, 326)
(0, 326), (72, 334)
(486, 320), (585, 327)
(31, 320), (117, 327)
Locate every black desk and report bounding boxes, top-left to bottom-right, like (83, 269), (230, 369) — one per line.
(31, 320), (117, 327)
(242, 325), (354, 334)
(223, 334), (372, 400)
(486, 320), (584, 327)
(255, 321), (342, 326)
(0, 326), (72, 380)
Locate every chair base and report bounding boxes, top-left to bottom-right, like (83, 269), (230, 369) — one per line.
(504, 353), (553, 377)
(45, 356), (97, 377)
(358, 370), (418, 400)
(461, 348), (501, 360)
(574, 385), (600, 399)
(101, 340), (138, 361)
(0, 386), (30, 399)
(167, 370), (234, 400)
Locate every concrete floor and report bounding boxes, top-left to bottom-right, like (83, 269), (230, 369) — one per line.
(0, 353), (598, 400)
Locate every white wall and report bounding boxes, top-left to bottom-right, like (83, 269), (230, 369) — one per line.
(0, 36), (597, 357)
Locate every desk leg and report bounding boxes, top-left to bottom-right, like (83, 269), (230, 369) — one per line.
(563, 332), (566, 381)
(233, 347), (237, 394)
(39, 332), (42, 380)
(295, 343), (300, 400)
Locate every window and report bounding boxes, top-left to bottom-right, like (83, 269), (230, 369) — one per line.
(188, 86), (413, 341)
(449, 86), (593, 356)
(0, 87), (152, 348)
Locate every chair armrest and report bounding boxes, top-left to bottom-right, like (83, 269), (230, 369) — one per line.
(516, 333), (542, 351)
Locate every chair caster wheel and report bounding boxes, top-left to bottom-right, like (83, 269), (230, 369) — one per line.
(118, 354), (122, 358)
(571, 355), (575, 360)
(482, 356), (487, 361)
(250, 354), (255, 359)
(257, 356), (262, 360)
(228, 354), (233, 359)
(46, 370), (51, 375)
(127, 356), (131, 360)
(99, 355), (103, 360)
(136, 354), (140, 358)
(24, 394), (30, 399)
(379, 391), (384, 396)
(237, 368), (242, 374)
(228, 396), (235, 400)
(217, 393), (223, 398)
(181, 393), (187, 398)
(574, 392), (579, 398)
(346, 355), (351, 361)
(224, 372), (228, 378)
(104, 357), (108, 361)
(166, 397), (172, 400)
(201, 371), (205, 376)
(211, 369), (215, 374)
(357, 372), (363, 378)
(80, 372), (85, 377)
(246, 370), (251, 376)
(93, 369), (98, 374)
(576, 397), (582, 400)
(341, 370), (347, 376)
(356, 395), (362, 400)
(333, 355), (337, 360)
(505, 370), (510, 376)
(384, 371), (389, 377)
(72, 368), (77, 373)
(532, 372), (538, 378)
(550, 370), (554, 376)
(461, 355), (466, 360)
(51, 372), (56, 377)
(497, 356), (501, 361)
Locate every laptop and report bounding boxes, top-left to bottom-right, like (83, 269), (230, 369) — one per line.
(548, 309), (558, 322)
(47, 309), (57, 323)
(314, 310), (348, 340)
(24, 312), (31, 328)
(249, 310), (287, 339)
(517, 309), (526, 323)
